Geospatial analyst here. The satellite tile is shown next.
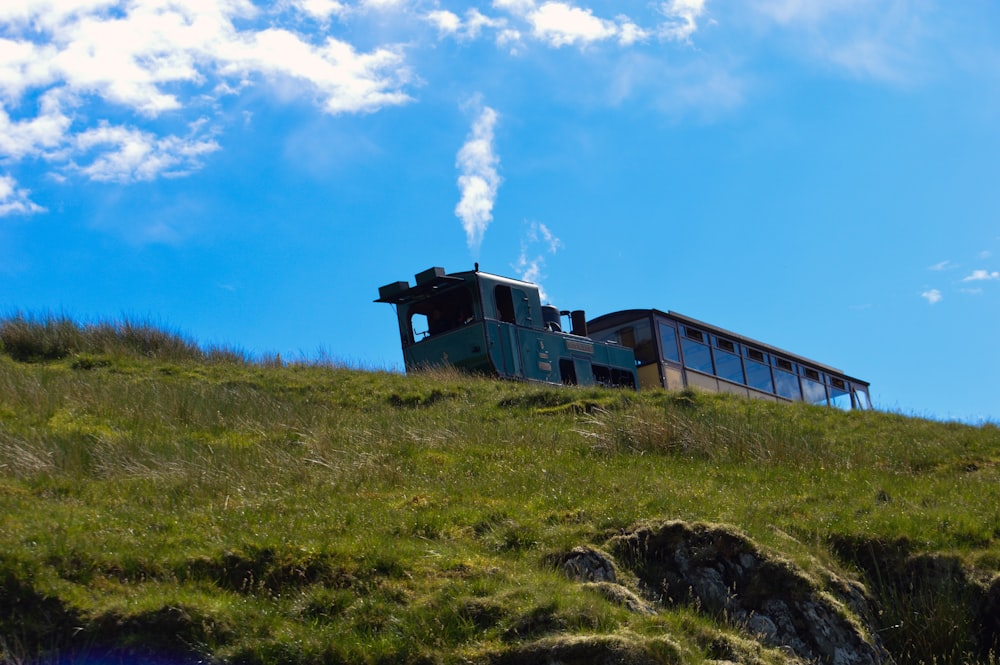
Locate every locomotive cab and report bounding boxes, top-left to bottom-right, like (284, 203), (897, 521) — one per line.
(376, 266), (637, 388)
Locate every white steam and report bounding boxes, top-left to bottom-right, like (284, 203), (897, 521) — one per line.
(455, 104), (501, 252)
(517, 221), (562, 302)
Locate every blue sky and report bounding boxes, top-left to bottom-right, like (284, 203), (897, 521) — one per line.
(2, 0), (999, 422)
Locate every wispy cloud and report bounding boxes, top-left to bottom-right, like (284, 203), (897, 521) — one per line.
(0, 174), (45, 216)
(71, 121), (219, 182)
(928, 259), (957, 271)
(961, 269), (1000, 282)
(431, 1), (707, 50)
(920, 288), (942, 305)
(455, 101), (501, 252)
(745, 0), (929, 83)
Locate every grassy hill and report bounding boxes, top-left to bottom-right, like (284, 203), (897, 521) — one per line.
(1, 315), (999, 664)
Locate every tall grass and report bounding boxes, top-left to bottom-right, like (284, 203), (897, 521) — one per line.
(1, 317), (999, 664)
(0, 312), (249, 364)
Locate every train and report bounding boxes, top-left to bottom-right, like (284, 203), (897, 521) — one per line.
(376, 265), (871, 410)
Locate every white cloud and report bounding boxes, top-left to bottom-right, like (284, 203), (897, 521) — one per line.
(920, 289), (942, 305)
(455, 102), (501, 252)
(31, 1), (258, 115)
(218, 29), (411, 114)
(293, 0), (347, 20)
(4, 1), (412, 116)
(658, 0), (706, 42)
(484, 1), (682, 49)
(616, 18), (649, 46)
(928, 259), (956, 271)
(0, 174), (45, 216)
(426, 8), (506, 40)
(465, 9), (507, 38)
(0, 0), (122, 32)
(0, 38), (58, 103)
(0, 93), (72, 159)
(0, 0), (416, 215)
(426, 9), (461, 34)
(528, 3), (618, 47)
(961, 269), (1000, 282)
(72, 121), (219, 182)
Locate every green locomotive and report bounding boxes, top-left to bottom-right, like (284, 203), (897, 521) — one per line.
(376, 265), (638, 388)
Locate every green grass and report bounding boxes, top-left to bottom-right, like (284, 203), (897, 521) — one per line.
(1, 316), (999, 664)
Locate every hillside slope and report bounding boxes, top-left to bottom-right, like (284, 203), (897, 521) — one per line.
(1, 319), (999, 664)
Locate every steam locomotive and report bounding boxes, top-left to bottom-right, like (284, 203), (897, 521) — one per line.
(376, 265), (871, 410)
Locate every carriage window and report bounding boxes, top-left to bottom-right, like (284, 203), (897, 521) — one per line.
(774, 366), (801, 400)
(614, 326), (633, 347)
(681, 329), (713, 374)
(714, 349), (744, 384)
(631, 320), (657, 366)
(853, 387), (872, 410)
(658, 322), (680, 362)
(685, 327), (705, 343)
(713, 337), (744, 384)
(716, 338), (736, 353)
(829, 380), (852, 409)
(745, 358), (773, 393)
(802, 378), (827, 405)
(606, 322), (656, 366)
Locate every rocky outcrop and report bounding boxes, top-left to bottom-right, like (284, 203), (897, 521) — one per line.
(560, 545), (619, 583)
(558, 521), (893, 665)
(559, 545), (657, 615)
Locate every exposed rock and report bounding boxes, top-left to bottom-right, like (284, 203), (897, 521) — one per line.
(607, 521), (892, 665)
(559, 546), (657, 614)
(560, 545), (618, 583)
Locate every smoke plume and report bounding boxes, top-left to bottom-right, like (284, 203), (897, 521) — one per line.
(455, 103), (501, 252)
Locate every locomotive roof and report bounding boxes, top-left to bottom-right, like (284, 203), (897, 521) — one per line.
(374, 266), (538, 305)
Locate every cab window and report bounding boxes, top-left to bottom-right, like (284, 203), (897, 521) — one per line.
(407, 288), (475, 342)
